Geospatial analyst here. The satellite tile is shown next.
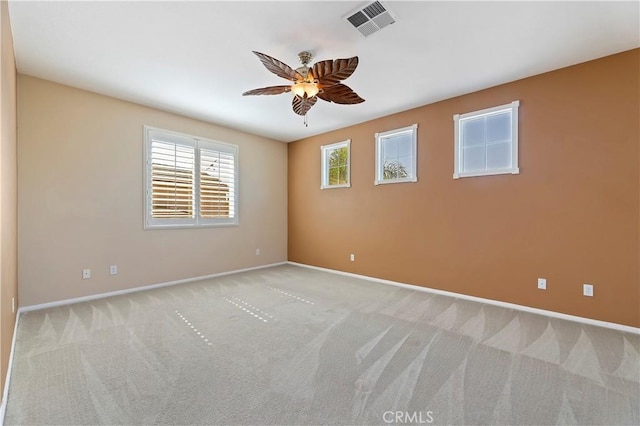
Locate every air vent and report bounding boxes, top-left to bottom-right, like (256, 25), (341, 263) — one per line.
(344, 1), (396, 37)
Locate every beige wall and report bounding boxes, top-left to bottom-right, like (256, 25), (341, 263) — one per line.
(288, 49), (640, 328)
(0, 0), (17, 392)
(18, 76), (287, 307)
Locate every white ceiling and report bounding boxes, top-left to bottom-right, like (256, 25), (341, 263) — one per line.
(8, 1), (639, 143)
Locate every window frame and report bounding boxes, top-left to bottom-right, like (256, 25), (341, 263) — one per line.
(453, 100), (520, 179)
(320, 139), (351, 190)
(144, 126), (239, 229)
(374, 123), (418, 185)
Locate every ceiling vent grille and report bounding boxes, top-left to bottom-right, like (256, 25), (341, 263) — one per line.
(345, 1), (396, 38)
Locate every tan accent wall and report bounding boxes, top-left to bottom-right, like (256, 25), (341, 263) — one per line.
(18, 76), (287, 307)
(288, 49), (639, 328)
(0, 0), (17, 392)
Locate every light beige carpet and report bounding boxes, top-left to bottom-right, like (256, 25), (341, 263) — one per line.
(4, 264), (639, 425)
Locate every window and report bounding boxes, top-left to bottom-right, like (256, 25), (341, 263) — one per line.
(144, 126), (238, 229)
(453, 100), (519, 179)
(375, 124), (418, 185)
(321, 140), (351, 189)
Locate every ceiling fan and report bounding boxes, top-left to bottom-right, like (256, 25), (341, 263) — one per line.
(242, 51), (365, 124)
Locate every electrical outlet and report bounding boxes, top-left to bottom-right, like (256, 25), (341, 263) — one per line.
(82, 269), (91, 279)
(12, 297), (15, 314)
(110, 265), (118, 275)
(256, 249), (260, 256)
(537, 278), (547, 290)
(583, 284), (594, 297)
(350, 253), (355, 262)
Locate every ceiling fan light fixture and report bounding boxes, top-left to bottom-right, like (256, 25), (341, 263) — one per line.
(243, 51), (364, 121)
(291, 82), (319, 98)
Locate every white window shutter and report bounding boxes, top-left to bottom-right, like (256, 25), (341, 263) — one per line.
(200, 148), (236, 219)
(150, 140), (195, 219)
(144, 126), (238, 229)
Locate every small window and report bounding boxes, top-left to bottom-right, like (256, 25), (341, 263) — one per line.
(321, 140), (351, 189)
(144, 126), (238, 229)
(453, 101), (519, 179)
(375, 124), (418, 185)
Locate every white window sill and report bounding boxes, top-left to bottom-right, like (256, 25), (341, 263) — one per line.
(321, 183), (351, 190)
(453, 168), (519, 179)
(374, 177), (418, 185)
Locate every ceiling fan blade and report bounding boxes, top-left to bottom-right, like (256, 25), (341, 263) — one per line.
(312, 57), (359, 86)
(252, 51), (302, 82)
(292, 95), (317, 116)
(317, 84), (365, 104)
(242, 85), (291, 96)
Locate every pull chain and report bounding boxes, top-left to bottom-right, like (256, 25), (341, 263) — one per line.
(304, 114), (308, 127)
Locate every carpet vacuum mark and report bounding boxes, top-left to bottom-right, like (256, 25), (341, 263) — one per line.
(5, 265), (639, 425)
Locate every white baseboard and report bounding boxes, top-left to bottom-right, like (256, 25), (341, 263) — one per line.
(0, 308), (21, 426)
(20, 262), (287, 313)
(287, 261), (640, 335)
